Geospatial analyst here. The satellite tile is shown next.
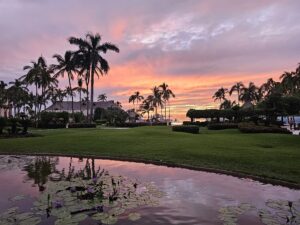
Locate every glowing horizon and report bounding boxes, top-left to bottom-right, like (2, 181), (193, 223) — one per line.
(0, 0), (299, 120)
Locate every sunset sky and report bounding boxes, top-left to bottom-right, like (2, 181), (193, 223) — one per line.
(0, 0), (299, 119)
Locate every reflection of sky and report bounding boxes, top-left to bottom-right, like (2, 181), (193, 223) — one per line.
(0, 156), (299, 225)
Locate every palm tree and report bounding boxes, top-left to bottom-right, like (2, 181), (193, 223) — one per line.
(0, 81), (7, 110)
(69, 33), (120, 122)
(150, 86), (163, 119)
(73, 78), (86, 113)
(138, 99), (154, 121)
(213, 87), (228, 102)
(7, 79), (29, 117)
(159, 83), (175, 121)
(280, 71), (296, 95)
(52, 51), (77, 116)
(219, 99), (236, 110)
(260, 78), (281, 97)
(98, 93), (107, 102)
(129, 91), (144, 112)
(229, 82), (244, 106)
(22, 57), (44, 123)
(240, 82), (259, 104)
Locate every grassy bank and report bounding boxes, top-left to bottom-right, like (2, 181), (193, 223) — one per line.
(0, 126), (299, 184)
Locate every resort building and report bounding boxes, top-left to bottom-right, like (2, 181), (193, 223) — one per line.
(45, 101), (119, 114)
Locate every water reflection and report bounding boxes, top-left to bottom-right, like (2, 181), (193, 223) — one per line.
(0, 155), (299, 225)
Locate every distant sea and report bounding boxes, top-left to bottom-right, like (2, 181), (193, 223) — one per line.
(279, 116), (300, 125)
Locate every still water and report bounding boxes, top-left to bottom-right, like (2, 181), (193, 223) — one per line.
(0, 155), (299, 225)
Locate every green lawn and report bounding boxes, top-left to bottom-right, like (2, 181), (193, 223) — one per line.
(0, 126), (299, 184)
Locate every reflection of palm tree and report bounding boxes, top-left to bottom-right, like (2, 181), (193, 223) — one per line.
(24, 157), (58, 191)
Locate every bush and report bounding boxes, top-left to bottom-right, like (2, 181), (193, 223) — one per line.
(95, 119), (107, 125)
(238, 123), (291, 134)
(0, 117), (6, 135)
(19, 119), (31, 134)
(73, 112), (85, 123)
(68, 123), (96, 128)
(119, 122), (149, 127)
(183, 121), (208, 127)
(104, 107), (129, 127)
(94, 107), (106, 121)
(152, 122), (168, 126)
(207, 123), (238, 130)
(39, 111), (69, 129)
(172, 125), (199, 134)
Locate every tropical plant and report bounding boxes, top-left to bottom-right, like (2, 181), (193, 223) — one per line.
(98, 93), (107, 102)
(239, 82), (260, 104)
(69, 33), (119, 122)
(213, 87), (228, 102)
(159, 83), (175, 120)
(229, 82), (244, 105)
(53, 51), (77, 116)
(138, 99), (154, 121)
(129, 91), (144, 111)
(219, 99), (236, 110)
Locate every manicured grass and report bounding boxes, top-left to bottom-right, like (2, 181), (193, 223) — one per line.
(0, 126), (299, 184)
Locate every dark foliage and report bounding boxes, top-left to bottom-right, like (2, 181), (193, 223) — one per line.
(172, 125), (199, 134)
(207, 123), (238, 130)
(39, 111), (69, 129)
(68, 123), (96, 128)
(183, 121), (208, 127)
(0, 117), (6, 134)
(238, 123), (291, 134)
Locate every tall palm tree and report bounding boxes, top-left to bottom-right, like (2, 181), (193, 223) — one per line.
(7, 79), (29, 117)
(280, 71), (296, 95)
(22, 57), (44, 123)
(129, 91), (144, 112)
(98, 93), (107, 102)
(69, 33), (120, 122)
(138, 99), (154, 121)
(73, 78), (86, 113)
(260, 78), (281, 97)
(213, 87), (228, 102)
(159, 83), (175, 121)
(240, 82), (259, 104)
(0, 81), (7, 110)
(151, 86), (163, 119)
(229, 82), (244, 106)
(52, 51), (77, 116)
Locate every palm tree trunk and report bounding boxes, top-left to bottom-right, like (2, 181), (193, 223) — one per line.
(165, 101), (167, 121)
(68, 74), (74, 118)
(79, 90), (82, 113)
(90, 68), (94, 123)
(35, 84), (38, 128)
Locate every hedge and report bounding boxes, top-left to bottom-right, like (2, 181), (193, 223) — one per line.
(68, 123), (97, 128)
(183, 121), (208, 127)
(207, 123), (238, 130)
(238, 123), (291, 134)
(172, 125), (199, 134)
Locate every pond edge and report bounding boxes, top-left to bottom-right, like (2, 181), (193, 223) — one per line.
(0, 152), (299, 190)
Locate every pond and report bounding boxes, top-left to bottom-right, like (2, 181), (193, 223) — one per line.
(0, 155), (299, 225)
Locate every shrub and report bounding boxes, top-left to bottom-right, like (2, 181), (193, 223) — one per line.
(39, 111), (69, 129)
(68, 123), (96, 128)
(119, 122), (149, 127)
(0, 117), (6, 135)
(183, 121), (208, 127)
(19, 119), (31, 134)
(238, 123), (291, 134)
(94, 107), (106, 121)
(73, 112), (85, 123)
(95, 119), (107, 125)
(152, 122), (168, 126)
(207, 123), (238, 130)
(172, 125), (199, 134)
(104, 107), (129, 126)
